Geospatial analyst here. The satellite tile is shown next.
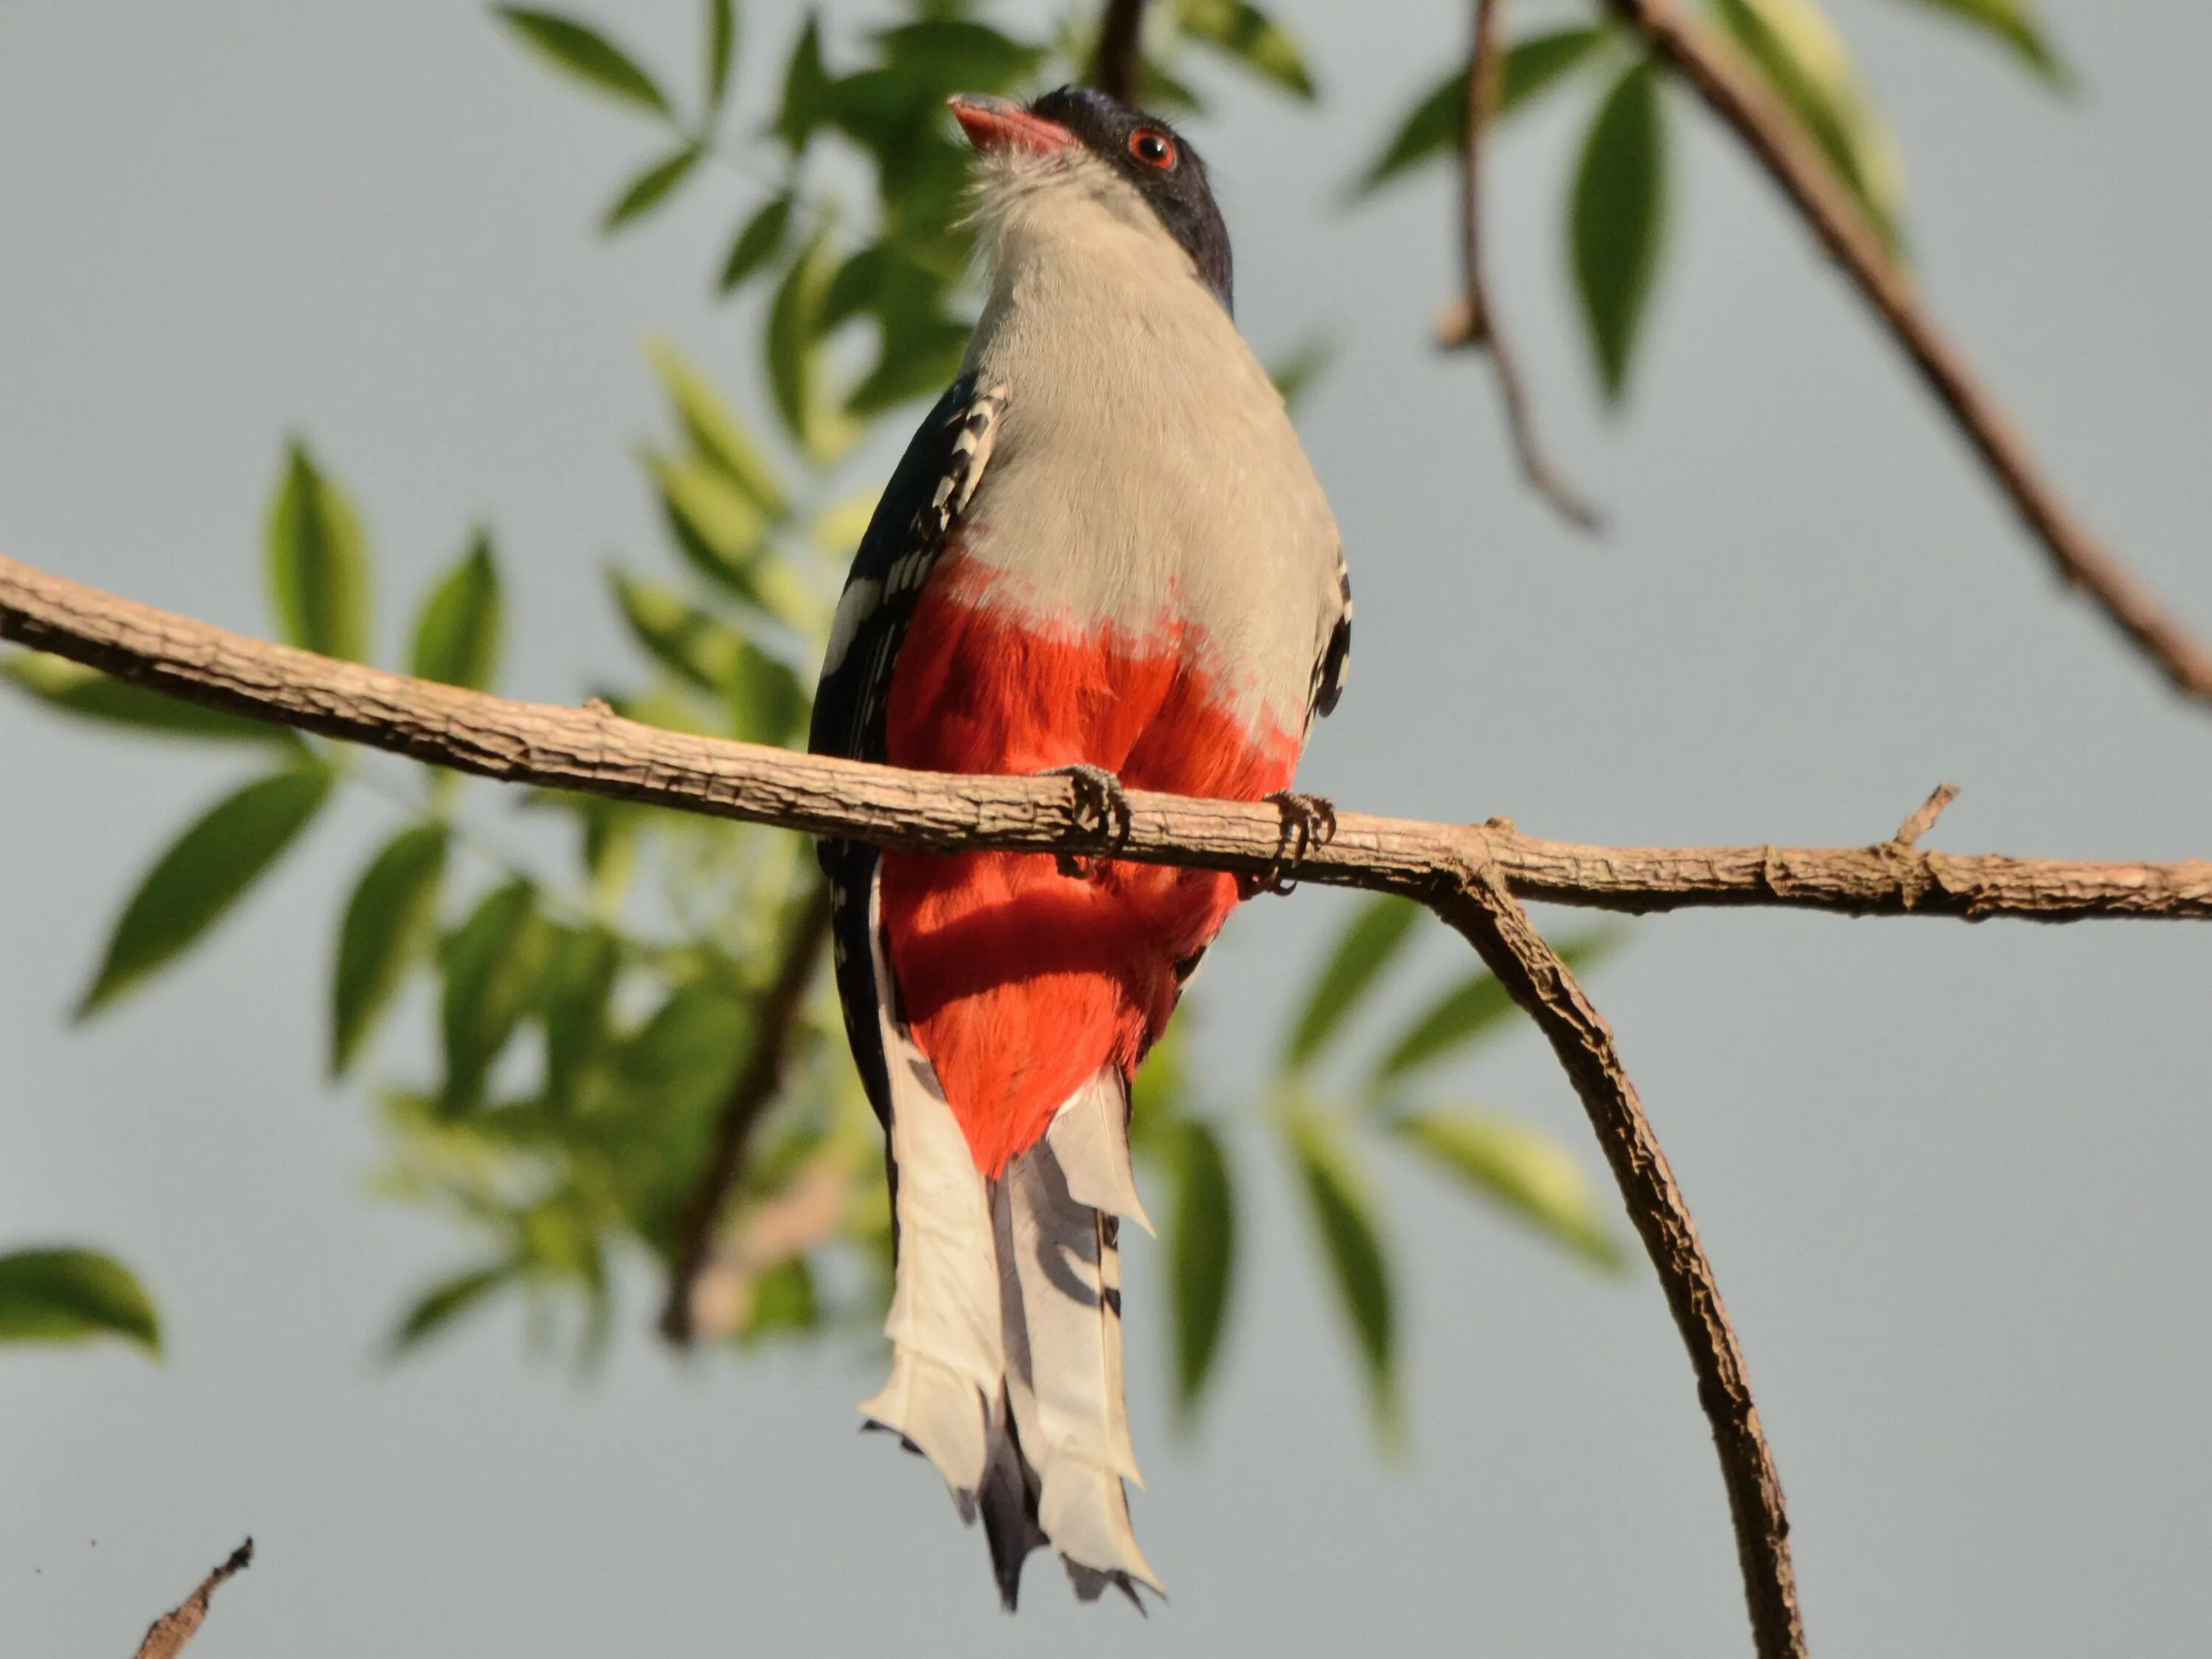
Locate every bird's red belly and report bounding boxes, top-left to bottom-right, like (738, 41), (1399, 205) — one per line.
(880, 560), (1299, 1176)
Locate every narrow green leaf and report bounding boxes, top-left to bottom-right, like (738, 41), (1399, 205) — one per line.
(644, 453), (768, 597)
(332, 825), (448, 1076)
(718, 195), (793, 294)
(1715, 0), (1905, 248)
(266, 441), (371, 662)
(495, 8), (672, 117)
(78, 766), (332, 1018)
(1286, 895), (1419, 1069)
(409, 534), (504, 691)
(741, 1257), (821, 1342)
(705, 0), (737, 113)
(1173, 0), (1315, 98)
(646, 340), (787, 515)
(1288, 1110), (1397, 1438)
(1891, 0), (2065, 85)
(1571, 60), (1670, 402)
(1, 652), (300, 747)
(603, 145), (703, 234)
(610, 571), (747, 690)
(1374, 928), (1624, 1082)
(387, 1261), (515, 1354)
(1350, 29), (1605, 198)
(875, 21), (1044, 92)
(439, 880), (546, 1111)
(775, 13), (830, 150)
(540, 925), (621, 1109)
(847, 316), (971, 417)
(1167, 1119), (1236, 1417)
(0, 1248), (161, 1355)
(726, 641), (807, 746)
(765, 224), (858, 462)
(1395, 1110), (1624, 1269)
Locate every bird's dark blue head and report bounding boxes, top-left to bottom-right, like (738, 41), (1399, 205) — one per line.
(948, 86), (1234, 311)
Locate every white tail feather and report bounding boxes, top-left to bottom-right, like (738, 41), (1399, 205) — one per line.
(1047, 1068), (1153, 1235)
(860, 883), (1004, 1503)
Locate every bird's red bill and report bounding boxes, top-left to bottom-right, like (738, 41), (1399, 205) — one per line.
(948, 94), (1077, 156)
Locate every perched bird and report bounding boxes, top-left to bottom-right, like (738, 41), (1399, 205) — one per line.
(810, 85), (1351, 1607)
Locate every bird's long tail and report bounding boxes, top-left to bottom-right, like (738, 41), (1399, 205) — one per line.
(860, 948), (1159, 1608)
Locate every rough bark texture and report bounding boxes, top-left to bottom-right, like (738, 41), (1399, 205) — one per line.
(133, 1540), (252, 1659)
(6, 555), (2205, 924)
(1607, 0), (2212, 706)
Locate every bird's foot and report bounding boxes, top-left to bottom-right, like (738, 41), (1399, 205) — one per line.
(1240, 790), (1338, 898)
(1037, 763), (1133, 879)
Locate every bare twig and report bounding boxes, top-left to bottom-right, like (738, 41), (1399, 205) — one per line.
(4, 554), (2208, 924)
(133, 1539), (252, 1659)
(1442, 871), (1803, 1658)
(1092, 0), (1150, 103)
(1604, 0), (2212, 706)
(1890, 782), (1961, 849)
(1442, 0), (1601, 529)
(659, 882), (835, 1346)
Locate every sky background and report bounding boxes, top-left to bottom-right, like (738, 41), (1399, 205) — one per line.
(4, 1), (2209, 1654)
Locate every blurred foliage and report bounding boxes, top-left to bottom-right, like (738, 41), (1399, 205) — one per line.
(4, 0), (2062, 1439)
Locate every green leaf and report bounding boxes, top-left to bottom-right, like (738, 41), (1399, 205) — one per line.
(496, 8), (672, 118)
(1891, 0), (2064, 85)
(775, 13), (830, 150)
(266, 440), (371, 662)
(387, 1261), (515, 1354)
(875, 21), (1044, 93)
(1571, 60), (1670, 403)
(1375, 928), (1623, 1082)
(1714, 0), (1905, 248)
(409, 534), (504, 691)
(1287, 896), (1419, 1069)
(725, 639), (807, 746)
(0, 1248), (161, 1355)
(1288, 1110), (1397, 1438)
(611, 571), (748, 690)
(1166, 1119), (1236, 1418)
(647, 340), (787, 515)
(765, 224), (858, 462)
(705, 0), (737, 114)
(439, 880), (546, 1111)
(846, 316), (971, 417)
(78, 766), (333, 1018)
(540, 925), (621, 1108)
(644, 453), (768, 597)
(1395, 1110), (1624, 1269)
(1267, 332), (1338, 410)
(1351, 29), (1605, 198)
(1, 652), (300, 747)
(332, 825), (448, 1076)
(718, 195), (793, 294)
(740, 1257), (821, 1343)
(603, 144), (703, 234)
(1173, 0), (1315, 98)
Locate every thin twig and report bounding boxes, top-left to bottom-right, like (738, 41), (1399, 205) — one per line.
(1092, 0), (1150, 103)
(1441, 871), (1804, 1658)
(1443, 0), (1602, 529)
(133, 1540), (253, 1659)
(1890, 782), (1961, 849)
(4, 553), (2208, 923)
(1605, 0), (2212, 706)
(658, 880), (835, 1346)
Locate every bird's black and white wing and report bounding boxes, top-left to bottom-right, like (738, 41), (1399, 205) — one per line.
(1307, 550), (1352, 732)
(810, 374), (1006, 1125)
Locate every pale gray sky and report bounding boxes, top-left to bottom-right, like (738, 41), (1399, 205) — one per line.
(3, 1), (2208, 1654)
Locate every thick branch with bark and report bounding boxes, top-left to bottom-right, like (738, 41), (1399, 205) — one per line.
(1606, 0), (2212, 706)
(1439, 0), (1602, 529)
(4, 555), (2205, 922)
(1443, 874), (1802, 1657)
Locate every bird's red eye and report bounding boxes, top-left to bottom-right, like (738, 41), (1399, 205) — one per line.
(1128, 128), (1176, 170)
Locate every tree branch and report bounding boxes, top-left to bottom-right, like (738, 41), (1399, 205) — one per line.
(1442, 872), (1803, 1657)
(659, 880), (834, 1346)
(1604, 0), (2212, 706)
(4, 554), (2208, 923)
(133, 1539), (252, 1659)
(1091, 0), (1150, 103)
(1439, 0), (1602, 530)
